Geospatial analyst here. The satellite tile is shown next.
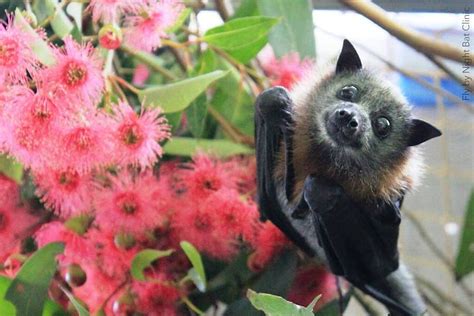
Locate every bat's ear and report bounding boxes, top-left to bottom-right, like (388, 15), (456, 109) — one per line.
(407, 119), (442, 146)
(336, 39), (362, 74)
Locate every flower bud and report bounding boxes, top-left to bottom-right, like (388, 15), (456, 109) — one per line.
(99, 24), (123, 50)
(65, 263), (87, 287)
(114, 232), (136, 250)
(112, 292), (136, 315)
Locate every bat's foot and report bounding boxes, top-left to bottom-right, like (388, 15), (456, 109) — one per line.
(303, 175), (345, 213)
(256, 86), (293, 126)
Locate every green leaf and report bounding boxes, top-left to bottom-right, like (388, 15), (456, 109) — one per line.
(247, 289), (316, 316)
(139, 70), (227, 113)
(225, 250), (298, 315)
(186, 93), (208, 138)
(0, 276), (15, 316)
(0, 276), (12, 298)
(64, 214), (93, 235)
(14, 8), (55, 66)
(32, 0), (74, 38)
(203, 16), (279, 63)
(60, 285), (89, 316)
(316, 288), (352, 315)
(257, 0), (316, 58)
(232, 0), (259, 19)
(131, 249), (174, 281)
(455, 190), (474, 280)
(0, 155), (22, 184)
(42, 299), (68, 316)
(180, 241), (206, 292)
(164, 137), (253, 157)
(198, 50), (254, 136)
(50, 2), (74, 38)
(5, 242), (65, 316)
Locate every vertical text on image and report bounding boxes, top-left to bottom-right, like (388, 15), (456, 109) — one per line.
(462, 6), (472, 101)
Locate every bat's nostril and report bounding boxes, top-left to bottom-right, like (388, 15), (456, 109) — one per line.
(349, 119), (358, 128)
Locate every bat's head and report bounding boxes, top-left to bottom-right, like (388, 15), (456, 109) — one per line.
(293, 40), (441, 200)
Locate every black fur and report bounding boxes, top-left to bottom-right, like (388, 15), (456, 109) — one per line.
(254, 40), (440, 315)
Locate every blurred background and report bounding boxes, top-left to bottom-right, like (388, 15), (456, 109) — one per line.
(197, 0), (473, 313)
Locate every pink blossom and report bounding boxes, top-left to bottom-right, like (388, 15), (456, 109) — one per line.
(0, 177), (37, 261)
(35, 221), (93, 266)
(88, 0), (139, 23)
(132, 276), (181, 315)
(74, 263), (125, 314)
(86, 229), (138, 278)
(0, 15), (38, 84)
(124, 0), (184, 52)
(248, 221), (290, 271)
(261, 51), (313, 89)
(57, 113), (115, 174)
(179, 154), (238, 197)
(1, 86), (63, 170)
(34, 168), (95, 218)
(94, 171), (164, 236)
(112, 102), (170, 169)
(132, 64), (150, 86)
(45, 36), (104, 107)
(287, 264), (340, 311)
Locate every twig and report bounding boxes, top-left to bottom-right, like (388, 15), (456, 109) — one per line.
(109, 75), (141, 95)
(415, 274), (472, 314)
(208, 106), (255, 146)
(214, 0), (232, 21)
(352, 289), (384, 316)
(109, 77), (128, 101)
(315, 26), (474, 114)
(405, 211), (474, 299)
(181, 295), (205, 315)
(419, 289), (448, 316)
(339, 0), (464, 63)
(404, 211), (454, 269)
(424, 53), (473, 91)
(121, 45), (178, 81)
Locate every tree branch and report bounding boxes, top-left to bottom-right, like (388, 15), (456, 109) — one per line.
(339, 0), (465, 63)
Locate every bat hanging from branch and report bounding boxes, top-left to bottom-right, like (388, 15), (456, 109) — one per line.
(255, 40), (441, 315)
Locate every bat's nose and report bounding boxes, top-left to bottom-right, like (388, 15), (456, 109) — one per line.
(335, 108), (356, 127)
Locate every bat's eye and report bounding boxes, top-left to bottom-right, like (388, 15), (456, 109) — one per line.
(337, 85), (358, 101)
(373, 116), (391, 138)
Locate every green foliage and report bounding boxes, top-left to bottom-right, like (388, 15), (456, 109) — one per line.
(198, 50), (255, 136)
(5, 242), (65, 316)
(32, 0), (74, 38)
(247, 289), (319, 316)
(130, 249), (174, 281)
(14, 8), (55, 66)
(232, 0), (259, 19)
(0, 276), (15, 316)
(0, 155), (23, 184)
(163, 137), (253, 157)
(181, 241), (207, 292)
(225, 250), (298, 315)
(203, 16), (279, 63)
(257, 0), (316, 58)
(42, 300), (68, 316)
(455, 190), (474, 280)
(60, 286), (89, 316)
(139, 70), (228, 113)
